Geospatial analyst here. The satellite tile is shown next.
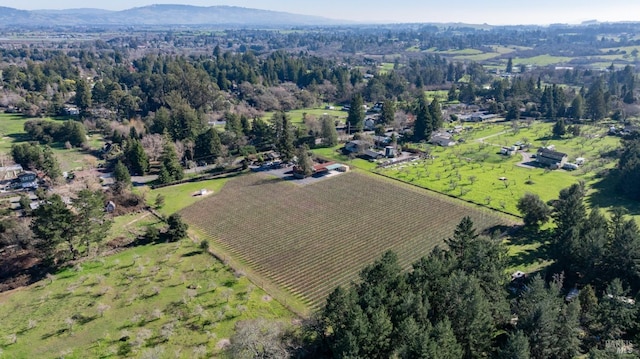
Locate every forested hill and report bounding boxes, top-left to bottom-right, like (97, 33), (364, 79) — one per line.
(0, 5), (345, 27)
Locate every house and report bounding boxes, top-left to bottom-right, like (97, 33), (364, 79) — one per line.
(536, 148), (568, 168)
(430, 133), (456, 147)
(16, 171), (38, 189)
(372, 135), (392, 148)
(459, 112), (498, 122)
(63, 106), (80, 116)
(343, 140), (371, 154)
(0, 164), (23, 180)
(364, 117), (376, 131)
(361, 150), (383, 160)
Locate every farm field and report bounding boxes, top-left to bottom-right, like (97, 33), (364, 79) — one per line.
(377, 121), (620, 216)
(180, 171), (510, 308)
(0, 239), (291, 358)
(0, 113), (103, 172)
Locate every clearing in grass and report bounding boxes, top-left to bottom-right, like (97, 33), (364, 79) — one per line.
(180, 171), (511, 309)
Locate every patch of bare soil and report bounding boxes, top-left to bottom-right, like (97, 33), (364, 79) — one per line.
(216, 338), (231, 350)
(0, 248), (44, 293)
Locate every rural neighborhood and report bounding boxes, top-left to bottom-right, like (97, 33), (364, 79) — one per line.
(0, 3), (640, 358)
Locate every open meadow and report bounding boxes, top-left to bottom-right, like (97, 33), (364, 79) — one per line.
(0, 113), (103, 172)
(180, 171), (511, 308)
(0, 239), (291, 358)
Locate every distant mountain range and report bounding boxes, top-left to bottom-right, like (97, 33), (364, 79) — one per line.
(0, 5), (347, 27)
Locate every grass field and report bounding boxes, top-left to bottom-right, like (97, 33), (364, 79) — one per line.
(180, 172), (510, 308)
(0, 113), (103, 172)
(144, 177), (231, 216)
(0, 239), (291, 358)
(377, 121), (620, 216)
(260, 105), (347, 125)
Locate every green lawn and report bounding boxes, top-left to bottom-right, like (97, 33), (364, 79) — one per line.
(312, 146), (379, 171)
(0, 239), (291, 358)
(260, 106), (347, 125)
(513, 55), (574, 66)
(144, 177), (231, 216)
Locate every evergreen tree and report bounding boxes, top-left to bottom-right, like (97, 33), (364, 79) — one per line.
(273, 112), (295, 162)
(72, 189), (111, 255)
(596, 279), (637, 340)
(569, 94), (584, 120)
(295, 145), (314, 178)
(157, 163), (171, 184)
(113, 160), (131, 187)
(445, 216), (478, 258)
(506, 58), (514, 73)
(447, 85), (458, 102)
(347, 93), (365, 133)
(124, 138), (149, 175)
(380, 99), (396, 125)
(62, 121), (87, 147)
(195, 127), (222, 162)
(429, 97), (443, 130)
(165, 213), (188, 241)
(320, 115), (339, 147)
(586, 79), (607, 121)
(413, 93), (432, 142)
(151, 107), (170, 134)
(42, 145), (61, 182)
(160, 140), (183, 182)
(74, 78), (92, 113)
(616, 135), (640, 200)
(31, 194), (77, 263)
(499, 331), (530, 359)
(552, 118), (567, 138)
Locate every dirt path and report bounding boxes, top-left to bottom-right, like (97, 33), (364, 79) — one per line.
(475, 130), (509, 145)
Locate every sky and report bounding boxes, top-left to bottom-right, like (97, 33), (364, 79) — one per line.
(1, 0), (640, 25)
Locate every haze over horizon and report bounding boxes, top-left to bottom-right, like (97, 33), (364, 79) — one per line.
(0, 0), (638, 25)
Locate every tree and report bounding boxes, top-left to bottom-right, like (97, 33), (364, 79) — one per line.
(517, 193), (551, 228)
(124, 138), (149, 175)
(586, 79), (606, 121)
(31, 194), (77, 264)
(195, 127), (222, 162)
(380, 100), (396, 125)
(295, 145), (314, 178)
(552, 118), (566, 138)
(347, 93), (365, 133)
(429, 97), (443, 130)
(160, 140), (183, 183)
(113, 160), (131, 187)
(498, 331), (530, 359)
(62, 121), (87, 147)
(11, 142), (42, 170)
(445, 216), (478, 258)
(616, 135), (640, 200)
(506, 58), (514, 74)
(72, 189), (111, 255)
(165, 213), (188, 241)
(569, 94), (584, 120)
(596, 279), (637, 340)
(273, 112), (295, 162)
(413, 93), (432, 142)
(227, 319), (288, 359)
(320, 115), (339, 147)
(41, 146), (62, 182)
(19, 194), (32, 216)
(74, 79), (92, 113)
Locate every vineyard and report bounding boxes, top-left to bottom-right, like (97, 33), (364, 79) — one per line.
(181, 172), (512, 308)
